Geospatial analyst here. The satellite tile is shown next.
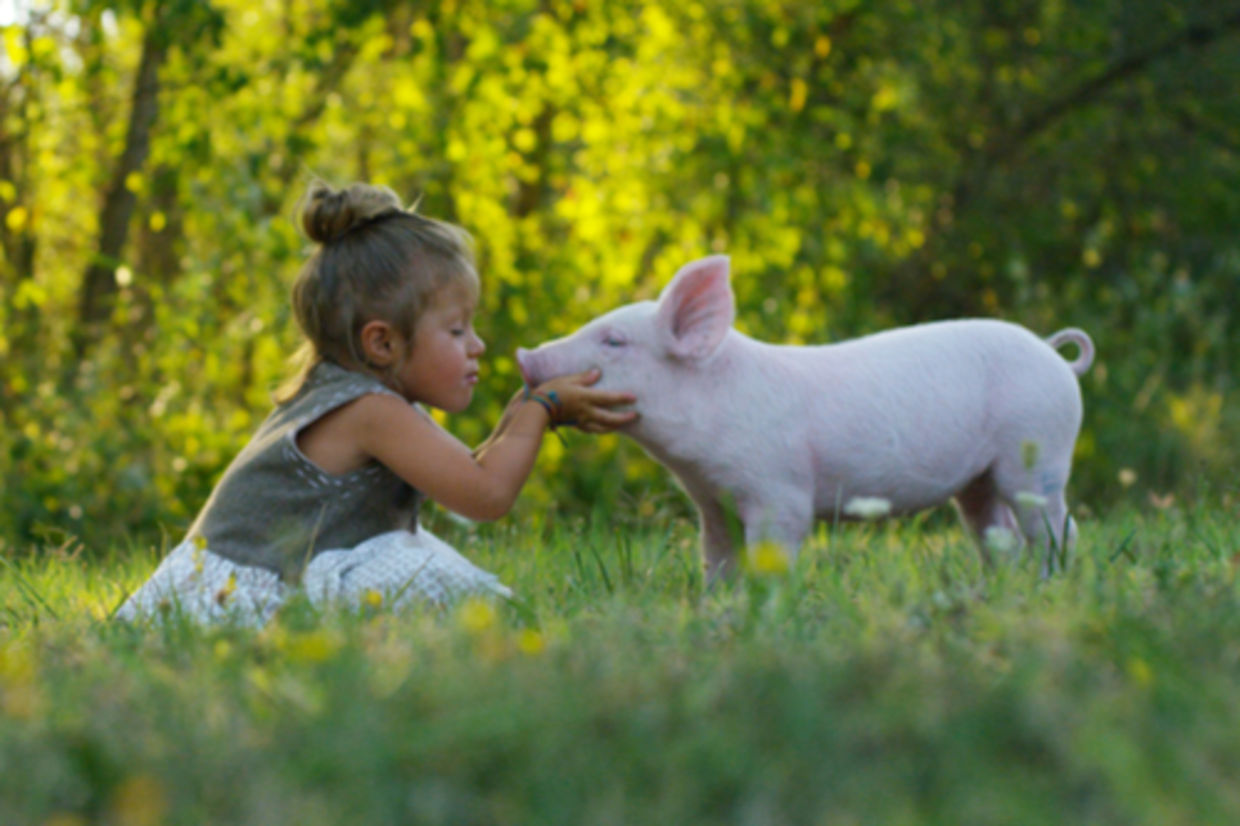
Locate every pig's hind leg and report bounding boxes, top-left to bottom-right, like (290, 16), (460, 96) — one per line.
(1012, 488), (1076, 578)
(993, 456), (1078, 577)
(953, 469), (1021, 566)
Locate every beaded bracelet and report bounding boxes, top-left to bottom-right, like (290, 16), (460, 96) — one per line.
(522, 386), (573, 444)
(520, 386), (555, 419)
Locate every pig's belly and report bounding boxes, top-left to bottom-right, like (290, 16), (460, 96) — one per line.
(811, 479), (968, 518)
(808, 442), (992, 517)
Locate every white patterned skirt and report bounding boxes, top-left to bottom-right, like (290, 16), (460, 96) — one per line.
(115, 528), (512, 626)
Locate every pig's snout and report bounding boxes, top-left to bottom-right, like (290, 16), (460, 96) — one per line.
(515, 347), (539, 386)
(516, 344), (594, 388)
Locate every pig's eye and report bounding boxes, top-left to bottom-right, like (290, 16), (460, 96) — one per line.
(602, 333), (627, 348)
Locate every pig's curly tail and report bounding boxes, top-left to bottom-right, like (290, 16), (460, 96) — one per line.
(1045, 328), (1095, 377)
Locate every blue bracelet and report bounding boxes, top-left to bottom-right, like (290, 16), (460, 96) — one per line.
(522, 386), (563, 419)
(522, 386), (570, 444)
(525, 392), (555, 419)
(542, 390), (580, 428)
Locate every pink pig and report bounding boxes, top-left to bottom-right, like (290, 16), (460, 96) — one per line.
(517, 255), (1094, 578)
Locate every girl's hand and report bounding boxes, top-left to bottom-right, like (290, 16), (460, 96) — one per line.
(533, 369), (638, 434)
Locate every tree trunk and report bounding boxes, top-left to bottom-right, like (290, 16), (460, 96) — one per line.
(135, 163), (183, 286)
(75, 19), (168, 356)
(0, 24), (37, 285)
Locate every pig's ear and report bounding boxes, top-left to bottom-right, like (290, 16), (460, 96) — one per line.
(656, 255), (735, 360)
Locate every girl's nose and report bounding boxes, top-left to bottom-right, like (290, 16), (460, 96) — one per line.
(469, 330), (486, 356)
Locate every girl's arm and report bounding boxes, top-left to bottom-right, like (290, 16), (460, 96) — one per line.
(351, 370), (635, 522)
(470, 368), (616, 458)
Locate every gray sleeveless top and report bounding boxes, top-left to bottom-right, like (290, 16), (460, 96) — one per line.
(185, 361), (421, 581)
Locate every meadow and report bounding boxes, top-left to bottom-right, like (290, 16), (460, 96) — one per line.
(2, 500), (1238, 825)
(2, 4), (1239, 822)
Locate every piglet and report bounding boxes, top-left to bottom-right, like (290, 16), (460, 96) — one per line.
(517, 256), (1094, 578)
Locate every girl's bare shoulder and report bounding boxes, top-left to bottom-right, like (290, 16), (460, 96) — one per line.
(296, 392), (421, 475)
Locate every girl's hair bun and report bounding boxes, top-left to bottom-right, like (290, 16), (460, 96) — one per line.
(301, 180), (403, 244)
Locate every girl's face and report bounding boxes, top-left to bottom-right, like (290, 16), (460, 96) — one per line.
(398, 283), (485, 412)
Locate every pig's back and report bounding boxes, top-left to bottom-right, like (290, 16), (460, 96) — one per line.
(769, 319), (1083, 512)
(810, 318), (1078, 394)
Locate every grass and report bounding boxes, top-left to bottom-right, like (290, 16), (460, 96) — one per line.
(2, 501), (1240, 825)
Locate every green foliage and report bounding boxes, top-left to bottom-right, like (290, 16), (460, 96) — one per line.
(1, 1), (1239, 547)
(3, 508), (1240, 822)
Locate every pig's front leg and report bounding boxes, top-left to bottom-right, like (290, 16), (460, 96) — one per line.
(691, 493), (740, 582)
(679, 478), (747, 581)
(739, 489), (814, 564)
(685, 485), (813, 581)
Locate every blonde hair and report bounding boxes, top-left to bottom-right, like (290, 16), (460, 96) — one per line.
(277, 180), (479, 401)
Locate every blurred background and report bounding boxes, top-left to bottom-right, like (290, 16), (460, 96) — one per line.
(1, 0), (1237, 552)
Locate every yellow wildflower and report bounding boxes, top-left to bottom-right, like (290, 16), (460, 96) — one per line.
(457, 597), (498, 635)
(1126, 657), (1154, 687)
(109, 774), (166, 826)
(517, 628), (546, 657)
(214, 572), (237, 606)
(286, 630), (339, 664)
(747, 540), (790, 576)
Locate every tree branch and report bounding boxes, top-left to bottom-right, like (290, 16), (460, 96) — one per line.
(994, 9), (1240, 167)
(1172, 104), (1240, 157)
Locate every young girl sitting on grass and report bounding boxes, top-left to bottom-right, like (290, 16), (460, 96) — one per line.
(117, 180), (636, 625)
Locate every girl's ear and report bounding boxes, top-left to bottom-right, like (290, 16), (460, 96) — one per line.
(359, 320), (399, 366)
(655, 255), (735, 360)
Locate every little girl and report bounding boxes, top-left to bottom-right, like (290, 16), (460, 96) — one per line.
(117, 180), (636, 625)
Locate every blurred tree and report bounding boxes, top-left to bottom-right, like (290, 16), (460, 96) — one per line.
(74, 0), (224, 358)
(0, 0), (1238, 550)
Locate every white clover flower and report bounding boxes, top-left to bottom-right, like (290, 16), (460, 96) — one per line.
(984, 526), (1020, 556)
(1118, 468), (1137, 488)
(1015, 491), (1049, 510)
(843, 496), (892, 520)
